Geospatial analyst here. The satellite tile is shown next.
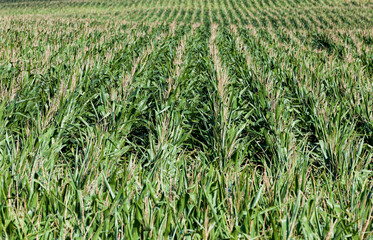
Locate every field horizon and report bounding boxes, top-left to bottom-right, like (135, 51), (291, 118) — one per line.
(0, 0), (373, 239)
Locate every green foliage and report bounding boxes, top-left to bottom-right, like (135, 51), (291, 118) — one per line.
(0, 0), (373, 239)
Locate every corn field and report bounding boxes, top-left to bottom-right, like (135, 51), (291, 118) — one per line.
(0, 0), (373, 239)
